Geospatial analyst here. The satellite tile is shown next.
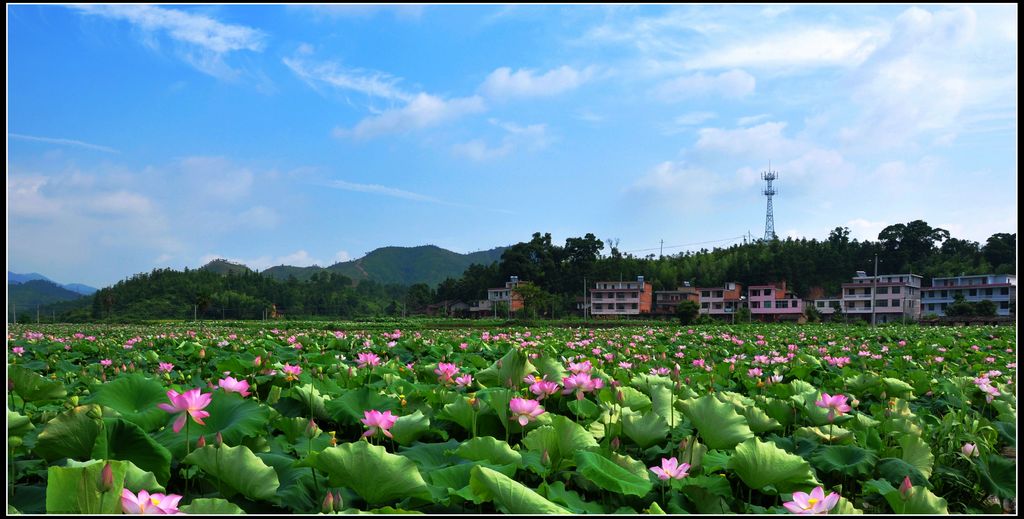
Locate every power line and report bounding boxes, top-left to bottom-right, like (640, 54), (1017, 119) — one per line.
(623, 235), (746, 254)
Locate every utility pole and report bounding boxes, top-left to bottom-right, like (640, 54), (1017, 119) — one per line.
(871, 254), (878, 327)
(194, 304), (197, 321)
(762, 163), (779, 241)
(37, 304), (40, 323)
(660, 240), (664, 258)
(583, 276), (587, 322)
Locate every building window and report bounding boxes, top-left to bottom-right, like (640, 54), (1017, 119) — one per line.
(969, 289), (977, 296)
(764, 301), (772, 309)
(701, 303), (709, 309)
(1001, 288), (1009, 295)
(940, 303), (947, 310)
(778, 301), (789, 309)
(715, 291), (723, 298)
(751, 289), (760, 296)
(877, 299), (888, 307)
(846, 288), (853, 295)
(892, 299), (899, 307)
(701, 291), (710, 298)
(941, 290), (947, 298)
(877, 287), (889, 294)
(631, 292), (638, 298)
(751, 302), (760, 309)
(765, 289), (772, 296)
(985, 289), (993, 296)
(631, 303), (637, 309)
(928, 304), (935, 311)
(1000, 301), (1009, 309)
(817, 301), (825, 307)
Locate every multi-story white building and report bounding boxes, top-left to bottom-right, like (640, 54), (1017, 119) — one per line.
(811, 298), (844, 316)
(841, 272), (922, 324)
(590, 276), (653, 316)
(921, 274), (1016, 316)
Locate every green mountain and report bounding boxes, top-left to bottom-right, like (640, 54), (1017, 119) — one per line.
(261, 245), (506, 286)
(8, 279), (86, 309)
(199, 259), (253, 276)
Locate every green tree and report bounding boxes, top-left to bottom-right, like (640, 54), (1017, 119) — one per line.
(982, 233), (1016, 273)
(675, 300), (700, 325)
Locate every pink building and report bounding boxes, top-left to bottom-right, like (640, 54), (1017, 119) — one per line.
(698, 282), (745, 318)
(747, 281), (806, 321)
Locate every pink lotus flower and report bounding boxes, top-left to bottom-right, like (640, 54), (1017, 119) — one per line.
(568, 360), (592, 374)
(748, 368), (763, 378)
(783, 486), (840, 514)
(455, 374), (474, 389)
(529, 377), (560, 400)
(282, 364), (302, 381)
(815, 392), (852, 422)
(509, 397), (545, 426)
(361, 409), (398, 438)
(121, 488), (182, 514)
(962, 442), (980, 457)
(649, 457), (690, 480)
(434, 362), (459, 384)
(100, 359), (113, 367)
(357, 352), (381, 368)
(562, 372), (603, 400)
(12, 347), (25, 357)
(158, 362), (174, 374)
(158, 388), (212, 433)
(218, 376), (251, 397)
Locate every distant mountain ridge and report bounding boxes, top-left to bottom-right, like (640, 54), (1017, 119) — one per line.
(8, 279), (87, 309)
(203, 245), (507, 287)
(8, 271), (97, 295)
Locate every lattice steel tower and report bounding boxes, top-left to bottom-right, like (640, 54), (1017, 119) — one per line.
(762, 164), (778, 241)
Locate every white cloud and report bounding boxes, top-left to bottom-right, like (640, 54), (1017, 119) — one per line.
(630, 161), (742, 211)
(237, 206), (279, 229)
(179, 156), (254, 200)
(9, 133), (119, 154)
(85, 191), (154, 216)
(336, 93), (486, 139)
(676, 112), (718, 126)
(452, 139), (513, 161)
(71, 5), (265, 80)
(652, 69), (755, 101)
(283, 56), (413, 102)
(685, 28), (883, 70)
(480, 66), (595, 99)
(8, 176), (61, 218)
(737, 114), (770, 126)
(328, 179), (440, 203)
(333, 250), (352, 263)
(845, 218), (890, 241)
(452, 120), (549, 162)
(294, 5), (425, 22)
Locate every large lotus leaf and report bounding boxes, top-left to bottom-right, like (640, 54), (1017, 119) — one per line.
(10, 365), (66, 402)
(183, 444), (279, 501)
(608, 451), (651, 481)
(468, 465), (569, 514)
(180, 498), (246, 514)
(679, 395), (754, 450)
(437, 396), (475, 432)
(477, 387), (515, 431)
(677, 474), (732, 498)
(84, 374), (169, 431)
(794, 425), (854, 444)
(324, 387), (400, 426)
(845, 412), (881, 431)
(899, 434), (934, 479)
(880, 378), (915, 399)
(522, 414), (599, 464)
(428, 461), (516, 493)
(601, 386), (652, 412)
(833, 496), (864, 514)
(754, 396), (796, 428)
(701, 450), (732, 474)
(716, 391), (755, 410)
(678, 438), (709, 472)
(531, 355), (568, 386)
(876, 458), (929, 488)
(288, 383), (330, 420)
(92, 418), (172, 485)
(455, 437), (522, 467)
(575, 450), (653, 497)
(316, 441), (431, 505)
(621, 407), (669, 449)
(34, 405), (104, 462)
(994, 421), (1015, 446)
(9, 409), (34, 439)
(629, 374), (674, 397)
(46, 459), (126, 514)
(258, 452), (319, 511)
(540, 481), (605, 514)
(810, 445), (877, 478)
(845, 373), (880, 396)
(990, 399), (1016, 422)
(567, 398), (600, 419)
(650, 384), (683, 427)
(741, 405), (782, 434)
(474, 348), (535, 389)
(122, 460), (165, 493)
(728, 437), (819, 494)
(153, 391), (270, 458)
(398, 440), (463, 472)
(391, 410), (431, 446)
(976, 454), (1015, 500)
(883, 486), (949, 514)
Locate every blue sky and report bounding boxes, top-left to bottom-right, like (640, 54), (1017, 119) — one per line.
(7, 4), (1018, 288)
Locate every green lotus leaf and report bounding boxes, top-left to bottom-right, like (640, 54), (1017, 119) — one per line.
(567, 398), (600, 419)
(810, 445), (878, 478)
(728, 437), (819, 494)
(46, 459), (126, 514)
(10, 365), (66, 402)
(474, 348), (535, 389)
(976, 454), (1016, 500)
(182, 444), (280, 501)
(531, 355), (568, 386)
(316, 441), (431, 505)
(540, 481), (605, 514)
(650, 384), (683, 427)
(455, 437), (522, 467)
(84, 374), (169, 431)
(522, 414), (598, 463)
(397, 440), (463, 472)
(621, 407), (669, 449)
(794, 425), (854, 443)
(754, 396), (796, 428)
(153, 391), (270, 458)
(575, 450), (653, 497)
(468, 465), (569, 514)
(741, 405), (782, 434)
(288, 383), (330, 421)
(679, 395), (754, 450)
(256, 452), (320, 513)
(881, 378), (915, 399)
(324, 387), (400, 426)
(8, 409), (34, 439)
(833, 496), (864, 514)
(122, 460), (165, 493)
(899, 434), (934, 479)
(883, 486), (949, 514)
(92, 418), (172, 484)
(34, 405), (104, 462)
(437, 396), (475, 431)
(876, 458), (929, 488)
(391, 410), (431, 446)
(180, 498), (246, 514)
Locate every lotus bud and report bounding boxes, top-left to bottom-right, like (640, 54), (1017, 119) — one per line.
(962, 443), (980, 457)
(306, 419), (319, 438)
(199, 349), (206, 359)
(541, 449), (551, 467)
(334, 491), (343, 512)
(196, 435), (206, 448)
(254, 356), (262, 367)
(100, 462), (114, 492)
(216, 431), (224, 448)
(900, 476), (913, 498)
(851, 398), (859, 407)
(685, 377), (691, 385)
(611, 437), (620, 451)
(678, 438), (688, 451)
(616, 390), (624, 403)
(322, 491), (335, 513)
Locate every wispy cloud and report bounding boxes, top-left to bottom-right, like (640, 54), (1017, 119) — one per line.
(452, 119), (550, 161)
(283, 56), (413, 102)
(480, 65), (596, 99)
(9, 133), (119, 153)
(651, 69), (755, 101)
(334, 93), (486, 139)
(685, 27), (883, 70)
(327, 179), (441, 203)
(70, 5), (266, 79)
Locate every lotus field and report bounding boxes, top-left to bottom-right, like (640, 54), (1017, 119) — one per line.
(6, 323), (1017, 514)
